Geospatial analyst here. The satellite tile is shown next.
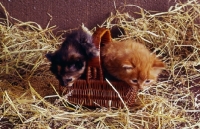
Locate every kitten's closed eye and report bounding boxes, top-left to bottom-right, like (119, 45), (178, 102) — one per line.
(131, 79), (153, 85)
(144, 79), (153, 84)
(123, 64), (134, 70)
(132, 79), (138, 84)
(69, 60), (84, 71)
(69, 64), (77, 71)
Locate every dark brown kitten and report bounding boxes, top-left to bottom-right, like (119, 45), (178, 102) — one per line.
(46, 27), (99, 86)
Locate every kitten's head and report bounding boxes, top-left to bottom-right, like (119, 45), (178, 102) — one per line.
(120, 56), (165, 90)
(46, 28), (99, 87)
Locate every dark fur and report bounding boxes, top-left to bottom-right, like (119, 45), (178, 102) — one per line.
(46, 29), (98, 86)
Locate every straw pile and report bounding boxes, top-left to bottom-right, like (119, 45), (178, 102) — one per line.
(1, 0), (200, 128)
(0, 2), (64, 80)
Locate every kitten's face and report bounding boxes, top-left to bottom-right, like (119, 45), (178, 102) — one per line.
(46, 50), (86, 87)
(54, 58), (86, 87)
(120, 57), (164, 90)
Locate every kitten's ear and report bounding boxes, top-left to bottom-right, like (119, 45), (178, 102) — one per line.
(80, 24), (92, 44)
(81, 24), (92, 39)
(151, 58), (165, 75)
(79, 26), (99, 58)
(82, 43), (99, 58)
(152, 58), (165, 68)
(45, 53), (54, 62)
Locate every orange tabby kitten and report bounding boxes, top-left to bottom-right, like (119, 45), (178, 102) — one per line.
(101, 39), (165, 90)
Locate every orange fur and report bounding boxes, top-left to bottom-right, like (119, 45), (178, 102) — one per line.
(101, 39), (165, 90)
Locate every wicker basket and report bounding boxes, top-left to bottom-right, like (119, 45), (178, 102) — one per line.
(60, 28), (138, 108)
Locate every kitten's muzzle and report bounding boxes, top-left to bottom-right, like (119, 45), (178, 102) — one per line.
(60, 77), (74, 87)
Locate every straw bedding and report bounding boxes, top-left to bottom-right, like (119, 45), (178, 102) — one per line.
(1, 0), (200, 128)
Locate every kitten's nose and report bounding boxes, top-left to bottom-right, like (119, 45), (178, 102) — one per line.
(136, 84), (144, 90)
(138, 84), (145, 91)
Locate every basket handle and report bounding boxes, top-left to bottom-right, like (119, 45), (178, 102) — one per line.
(86, 28), (112, 82)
